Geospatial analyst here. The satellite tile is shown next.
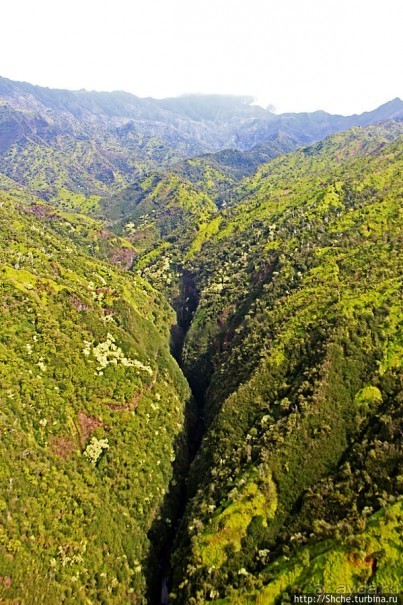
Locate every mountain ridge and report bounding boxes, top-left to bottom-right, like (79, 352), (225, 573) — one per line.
(2, 76), (401, 124)
(1, 75), (401, 207)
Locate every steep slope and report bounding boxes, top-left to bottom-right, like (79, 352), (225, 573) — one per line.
(163, 122), (403, 602)
(102, 173), (218, 257)
(0, 100), (188, 204)
(165, 133), (300, 207)
(0, 191), (193, 604)
(1, 76), (402, 206)
(215, 500), (403, 604)
(24, 201), (139, 269)
(1, 108), (402, 605)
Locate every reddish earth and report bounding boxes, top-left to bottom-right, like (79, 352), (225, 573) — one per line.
(27, 204), (58, 220)
(78, 411), (103, 446)
(0, 577), (12, 588)
(69, 295), (92, 312)
(110, 247), (137, 270)
(50, 435), (75, 460)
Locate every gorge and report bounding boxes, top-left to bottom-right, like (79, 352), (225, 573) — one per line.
(0, 79), (402, 604)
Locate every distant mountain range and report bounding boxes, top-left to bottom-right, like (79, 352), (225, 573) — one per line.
(0, 76), (402, 202)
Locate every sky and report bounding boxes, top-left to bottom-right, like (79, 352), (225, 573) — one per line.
(2, 0), (402, 115)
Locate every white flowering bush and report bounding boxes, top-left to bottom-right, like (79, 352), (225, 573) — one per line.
(83, 333), (153, 375)
(84, 437), (109, 465)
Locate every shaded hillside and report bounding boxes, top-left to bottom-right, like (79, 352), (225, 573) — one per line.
(165, 133), (301, 206)
(159, 122), (403, 603)
(102, 173), (218, 256)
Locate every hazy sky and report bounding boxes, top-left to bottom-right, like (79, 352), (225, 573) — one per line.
(2, 0), (402, 115)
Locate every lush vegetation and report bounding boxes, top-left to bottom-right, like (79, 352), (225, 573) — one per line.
(0, 79), (402, 605)
(215, 501), (403, 604)
(0, 191), (193, 603)
(1, 77), (401, 206)
(163, 122), (403, 603)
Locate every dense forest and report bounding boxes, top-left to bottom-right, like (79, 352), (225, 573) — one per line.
(0, 79), (402, 604)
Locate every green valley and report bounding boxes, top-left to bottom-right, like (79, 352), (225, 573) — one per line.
(0, 78), (402, 605)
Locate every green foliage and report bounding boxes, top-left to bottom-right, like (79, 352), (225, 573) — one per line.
(185, 216), (222, 259)
(103, 172), (218, 255)
(0, 110), (402, 604)
(167, 122), (403, 603)
(213, 500), (403, 604)
(194, 470), (277, 569)
(0, 191), (191, 602)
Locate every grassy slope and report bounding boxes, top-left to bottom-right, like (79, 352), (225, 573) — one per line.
(0, 191), (191, 603)
(216, 501), (403, 604)
(167, 122), (403, 603)
(165, 134), (299, 207)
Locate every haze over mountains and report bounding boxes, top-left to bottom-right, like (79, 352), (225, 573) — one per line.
(0, 75), (402, 202)
(0, 76), (402, 604)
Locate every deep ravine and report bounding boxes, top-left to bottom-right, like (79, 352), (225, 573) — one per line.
(146, 270), (207, 605)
